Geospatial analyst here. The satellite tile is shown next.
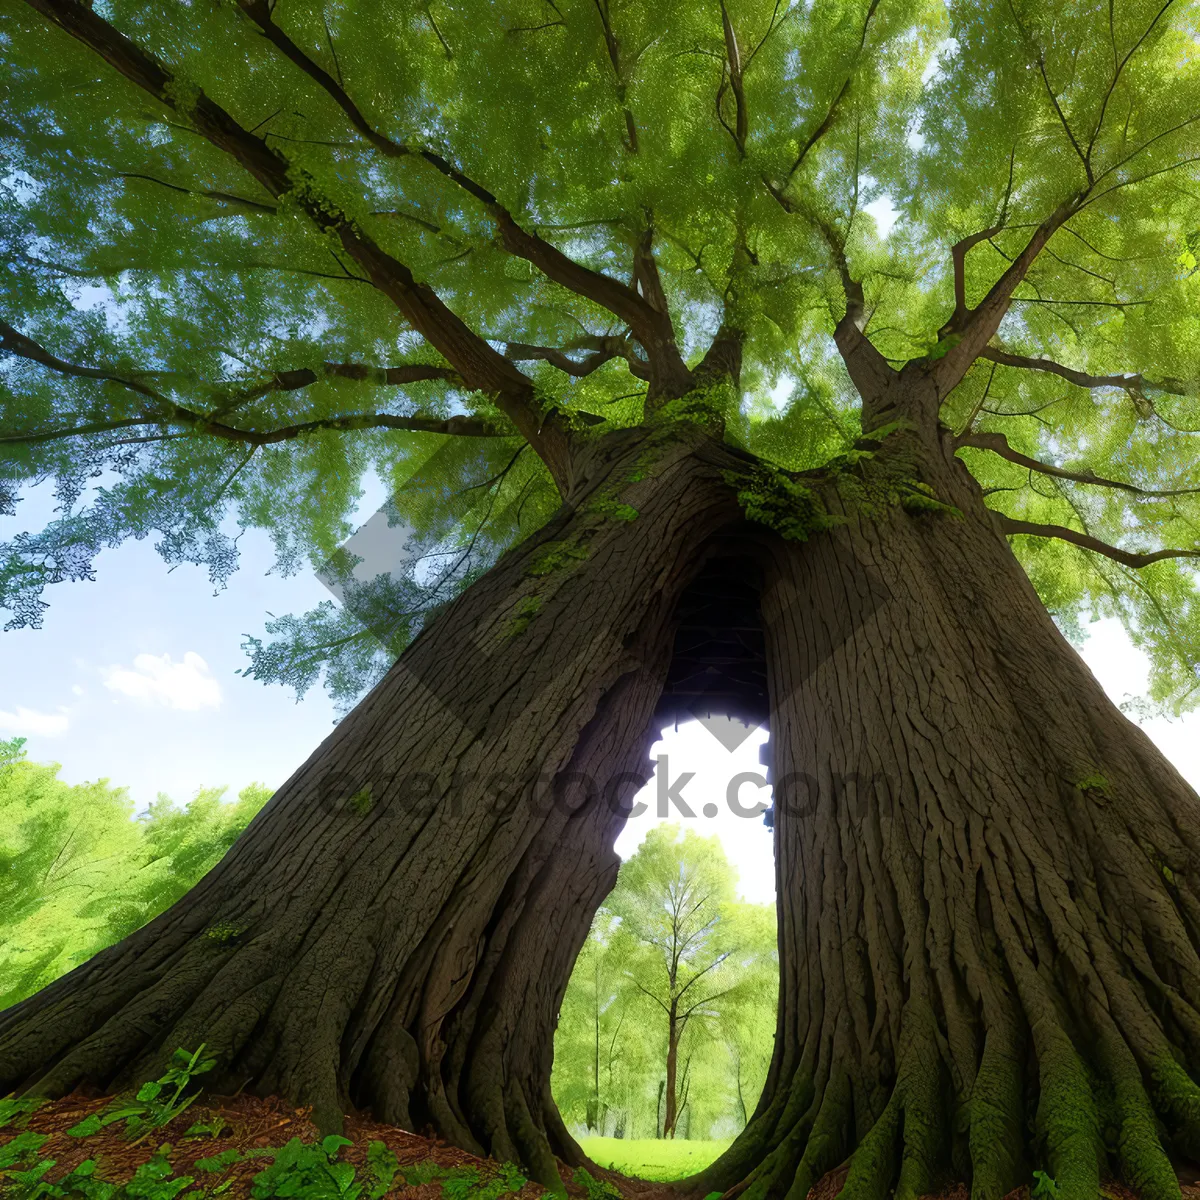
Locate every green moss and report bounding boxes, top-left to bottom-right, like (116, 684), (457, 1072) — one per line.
(895, 1024), (946, 1200)
(162, 74), (204, 116)
(506, 595), (543, 638)
(724, 466), (839, 542)
(1150, 1056), (1200, 1161)
(1033, 1029), (1102, 1200)
(526, 538), (590, 577)
(838, 1092), (901, 1200)
(650, 384), (731, 431)
(204, 921), (245, 944)
(1095, 1029), (1179, 1200)
(347, 785), (373, 815)
(897, 479), (962, 517)
(782, 1071), (850, 1200)
(1076, 773), (1110, 800)
(587, 496), (639, 521)
(969, 1023), (1025, 1200)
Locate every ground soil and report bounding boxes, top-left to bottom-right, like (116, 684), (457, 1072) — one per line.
(3, 1094), (1199, 1198)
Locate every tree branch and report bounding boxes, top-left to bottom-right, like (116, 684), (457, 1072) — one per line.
(505, 337), (650, 381)
(718, 1), (747, 156)
(978, 346), (1194, 398)
(2, 410), (507, 448)
(998, 516), (1200, 568)
(233, 0), (685, 381)
(782, 0), (879, 185)
(592, 0), (639, 153)
(809, 217), (895, 405)
(928, 197), (1084, 396)
(0, 322), (504, 445)
(19, 0), (574, 485)
(958, 430), (1200, 497)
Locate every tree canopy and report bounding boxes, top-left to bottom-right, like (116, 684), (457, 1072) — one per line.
(0, 737), (270, 1010)
(3, 0), (1200, 708)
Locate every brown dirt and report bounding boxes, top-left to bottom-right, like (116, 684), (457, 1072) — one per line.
(0, 1091), (556, 1197)
(4, 1095), (1200, 1199)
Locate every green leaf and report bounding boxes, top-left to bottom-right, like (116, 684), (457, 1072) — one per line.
(66, 1115), (104, 1138)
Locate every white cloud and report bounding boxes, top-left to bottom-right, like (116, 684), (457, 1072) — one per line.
(102, 651), (221, 711)
(0, 705), (70, 737)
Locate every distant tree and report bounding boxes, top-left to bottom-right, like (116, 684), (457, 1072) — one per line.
(0, 747), (269, 1008)
(551, 912), (651, 1138)
(553, 826), (776, 1142)
(603, 826), (770, 1139)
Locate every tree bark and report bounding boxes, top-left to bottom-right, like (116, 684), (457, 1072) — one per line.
(3, 408), (1200, 1199)
(664, 1004), (681, 1139)
(697, 414), (1200, 1200)
(0, 425), (745, 1189)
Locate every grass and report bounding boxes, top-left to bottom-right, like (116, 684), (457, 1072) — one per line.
(578, 1136), (732, 1181)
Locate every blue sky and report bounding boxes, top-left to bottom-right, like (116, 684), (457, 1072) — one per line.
(3, 476), (1199, 908)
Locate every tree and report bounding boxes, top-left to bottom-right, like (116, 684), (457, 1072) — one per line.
(551, 911), (653, 1139)
(2, 0), (1200, 1195)
(604, 826), (744, 1139)
(0, 743), (271, 1008)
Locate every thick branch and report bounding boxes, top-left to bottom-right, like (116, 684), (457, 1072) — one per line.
(941, 225), (1004, 333)
(234, 0), (680, 373)
(959, 431), (1200, 497)
(505, 337), (650, 381)
(929, 198), (1083, 395)
(19, 0), (574, 485)
(810, 218), (895, 403)
(998, 515), (1200, 568)
(0, 323), (504, 445)
(978, 346), (1194, 398)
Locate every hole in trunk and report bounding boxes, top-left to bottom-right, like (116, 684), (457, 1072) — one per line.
(552, 555), (779, 1167)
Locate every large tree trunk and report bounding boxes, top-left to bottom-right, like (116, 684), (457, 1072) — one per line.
(699, 415), (1200, 1200)
(0, 425), (745, 1189)
(4, 407), (1200, 1199)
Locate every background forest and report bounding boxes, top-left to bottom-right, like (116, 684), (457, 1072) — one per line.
(0, 741), (779, 1146)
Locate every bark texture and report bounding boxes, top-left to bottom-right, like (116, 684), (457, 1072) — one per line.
(3, 409), (1200, 1200)
(0, 425), (745, 1188)
(698, 411), (1200, 1200)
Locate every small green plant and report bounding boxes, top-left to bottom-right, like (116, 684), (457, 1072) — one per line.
(571, 1167), (622, 1200)
(1031, 1170), (1060, 1198)
(0, 1097), (44, 1129)
(363, 1141), (398, 1199)
(400, 1159), (449, 1187)
(121, 1148), (194, 1200)
(0, 1134), (117, 1200)
(67, 1045), (216, 1141)
(347, 786), (373, 816)
(249, 1134), (361, 1199)
(195, 1149), (243, 1173)
(442, 1167), (484, 1200)
(183, 1111), (231, 1139)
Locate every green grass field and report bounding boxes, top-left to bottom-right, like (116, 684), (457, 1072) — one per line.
(577, 1136), (732, 1181)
